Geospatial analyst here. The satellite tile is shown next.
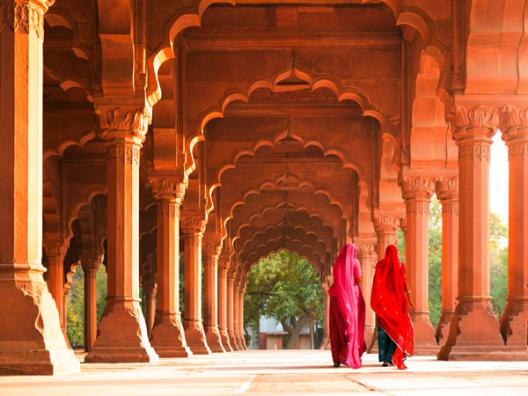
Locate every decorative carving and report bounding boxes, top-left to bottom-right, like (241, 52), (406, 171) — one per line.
(0, 1), (46, 38)
(448, 104), (500, 143)
(405, 201), (430, 215)
(180, 215), (207, 235)
(98, 107), (150, 143)
(501, 106), (528, 157)
(436, 176), (459, 201)
(356, 240), (377, 259)
(501, 105), (528, 131)
(158, 200), (180, 217)
(203, 242), (222, 258)
(149, 177), (186, 201)
(402, 176), (434, 200)
(441, 200), (460, 216)
(373, 214), (400, 231)
(458, 143), (490, 162)
(107, 143), (141, 165)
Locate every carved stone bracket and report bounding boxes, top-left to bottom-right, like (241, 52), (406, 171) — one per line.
(447, 104), (501, 140)
(402, 176), (435, 201)
(0, 1), (51, 38)
(501, 105), (528, 157)
(436, 176), (459, 201)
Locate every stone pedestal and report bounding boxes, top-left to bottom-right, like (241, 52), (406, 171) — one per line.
(436, 177), (459, 345)
(182, 216), (211, 355)
(0, 0), (79, 374)
(203, 244), (225, 353)
(150, 184), (192, 357)
(403, 176), (439, 355)
(438, 104), (515, 360)
(86, 109), (158, 363)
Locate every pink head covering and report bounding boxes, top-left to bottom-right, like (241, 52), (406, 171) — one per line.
(328, 243), (365, 368)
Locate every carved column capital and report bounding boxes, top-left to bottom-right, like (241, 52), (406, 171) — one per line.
(180, 214), (207, 236)
(356, 239), (377, 259)
(80, 255), (103, 272)
(96, 106), (150, 146)
(149, 176), (187, 202)
(447, 103), (500, 141)
(373, 212), (400, 233)
(43, 240), (67, 258)
(0, 1), (52, 38)
(203, 240), (222, 260)
(436, 176), (459, 202)
(402, 176), (435, 200)
(501, 105), (528, 157)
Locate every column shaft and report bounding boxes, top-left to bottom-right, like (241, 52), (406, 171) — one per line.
(227, 273), (238, 349)
(83, 263), (98, 352)
(182, 220), (211, 355)
(357, 240), (377, 349)
(86, 121), (158, 363)
(218, 264), (233, 351)
(0, 0), (79, 374)
(203, 246), (225, 352)
(150, 195), (191, 357)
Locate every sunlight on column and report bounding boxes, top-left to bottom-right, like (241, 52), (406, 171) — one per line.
(489, 132), (509, 224)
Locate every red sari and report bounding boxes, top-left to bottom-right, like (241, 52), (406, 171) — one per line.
(371, 245), (414, 367)
(328, 244), (366, 368)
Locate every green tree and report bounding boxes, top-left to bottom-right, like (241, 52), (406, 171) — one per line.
(489, 212), (508, 317)
(66, 265), (85, 347)
(244, 250), (324, 349)
(428, 198), (442, 326)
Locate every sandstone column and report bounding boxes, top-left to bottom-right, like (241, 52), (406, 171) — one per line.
(86, 107), (158, 363)
(181, 215), (211, 354)
(436, 176), (459, 345)
(500, 105), (528, 350)
(402, 176), (438, 354)
(239, 282), (248, 349)
(149, 179), (191, 357)
(373, 213), (400, 258)
(356, 238), (378, 347)
(44, 242), (67, 333)
(218, 259), (233, 351)
(233, 279), (242, 349)
(203, 243), (225, 352)
(82, 256), (101, 352)
(0, 0), (79, 374)
(143, 280), (157, 339)
(227, 271), (238, 350)
(438, 104), (506, 360)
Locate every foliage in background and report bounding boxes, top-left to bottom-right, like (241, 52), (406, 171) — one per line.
(244, 250), (324, 349)
(66, 265), (107, 347)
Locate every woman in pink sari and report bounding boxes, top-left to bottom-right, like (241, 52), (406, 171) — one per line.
(328, 243), (366, 368)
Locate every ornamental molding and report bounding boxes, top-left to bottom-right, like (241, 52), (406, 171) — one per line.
(356, 239), (377, 259)
(203, 242), (222, 258)
(436, 176), (459, 200)
(180, 214), (207, 235)
(107, 143), (140, 165)
(458, 143), (490, 162)
(373, 213), (400, 231)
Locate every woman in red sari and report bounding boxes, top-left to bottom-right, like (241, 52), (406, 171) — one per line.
(328, 243), (366, 369)
(371, 244), (414, 370)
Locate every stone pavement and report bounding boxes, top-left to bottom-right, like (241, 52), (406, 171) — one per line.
(1, 350), (527, 396)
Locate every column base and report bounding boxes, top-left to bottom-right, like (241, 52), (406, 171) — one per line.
(0, 276), (80, 375)
(412, 312), (439, 355)
(184, 320), (211, 355)
(205, 326), (225, 353)
(367, 329), (378, 353)
(151, 314), (193, 358)
(436, 310), (454, 345)
(228, 332), (239, 350)
(236, 334), (246, 350)
(500, 300), (528, 346)
(85, 300), (159, 363)
(438, 299), (517, 361)
(220, 329), (233, 351)
(363, 324), (375, 352)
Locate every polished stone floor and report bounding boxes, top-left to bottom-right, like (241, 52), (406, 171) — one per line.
(1, 350), (528, 395)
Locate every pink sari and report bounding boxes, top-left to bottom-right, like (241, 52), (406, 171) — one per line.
(328, 244), (366, 368)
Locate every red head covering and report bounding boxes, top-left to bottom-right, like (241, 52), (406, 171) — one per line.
(371, 244), (414, 356)
(328, 243), (365, 368)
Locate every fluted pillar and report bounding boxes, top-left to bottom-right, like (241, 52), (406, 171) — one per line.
(0, 0), (79, 374)
(403, 176), (438, 354)
(233, 279), (242, 349)
(436, 176), (459, 345)
(149, 179), (191, 357)
(500, 106), (528, 349)
(218, 260), (233, 351)
(239, 283), (248, 350)
(320, 276), (332, 350)
(181, 215), (211, 354)
(203, 243), (225, 352)
(86, 106), (158, 363)
(439, 103), (507, 360)
(143, 280), (157, 339)
(356, 238), (378, 347)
